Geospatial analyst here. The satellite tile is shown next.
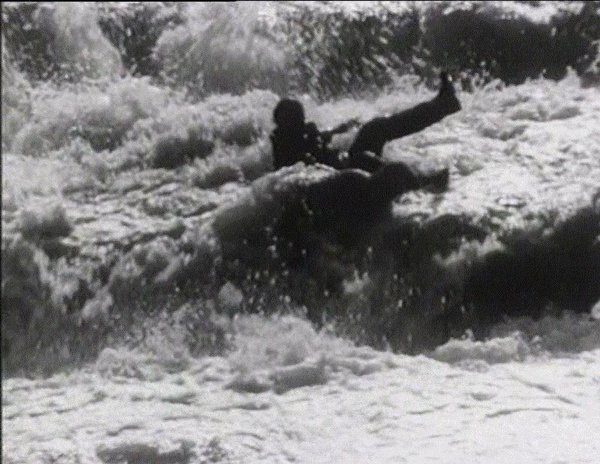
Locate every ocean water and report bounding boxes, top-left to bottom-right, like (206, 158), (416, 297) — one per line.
(2, 2), (599, 463)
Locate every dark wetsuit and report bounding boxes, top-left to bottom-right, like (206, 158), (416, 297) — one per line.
(349, 93), (461, 158)
(271, 74), (461, 174)
(271, 123), (316, 168)
(271, 122), (345, 170)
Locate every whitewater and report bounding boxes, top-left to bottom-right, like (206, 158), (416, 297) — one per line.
(2, 2), (600, 463)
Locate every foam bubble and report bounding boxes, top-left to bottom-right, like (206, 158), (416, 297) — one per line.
(592, 301), (600, 320)
(429, 331), (531, 364)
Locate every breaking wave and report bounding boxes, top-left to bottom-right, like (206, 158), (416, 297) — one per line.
(2, 1), (600, 377)
(3, 2), (599, 97)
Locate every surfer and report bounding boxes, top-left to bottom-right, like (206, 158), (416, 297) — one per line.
(270, 71), (461, 173)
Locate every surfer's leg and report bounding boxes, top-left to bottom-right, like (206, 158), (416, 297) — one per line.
(370, 162), (449, 202)
(349, 72), (461, 158)
(347, 150), (385, 173)
(420, 167), (450, 193)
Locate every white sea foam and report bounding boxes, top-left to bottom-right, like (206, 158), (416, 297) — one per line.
(2, 2), (600, 462)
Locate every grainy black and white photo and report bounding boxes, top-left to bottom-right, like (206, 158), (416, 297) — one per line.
(2, 1), (599, 462)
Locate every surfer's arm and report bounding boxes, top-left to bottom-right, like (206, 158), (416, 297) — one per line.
(320, 118), (361, 143)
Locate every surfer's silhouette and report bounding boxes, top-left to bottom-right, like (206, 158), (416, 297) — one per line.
(270, 71), (461, 173)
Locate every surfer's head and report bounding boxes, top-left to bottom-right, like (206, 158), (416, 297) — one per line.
(273, 98), (305, 129)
